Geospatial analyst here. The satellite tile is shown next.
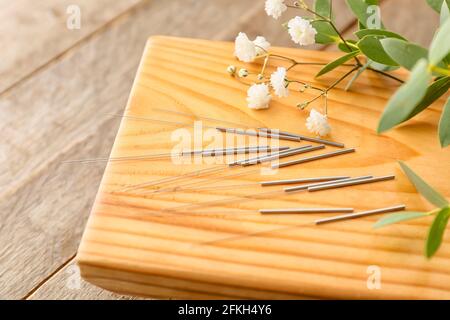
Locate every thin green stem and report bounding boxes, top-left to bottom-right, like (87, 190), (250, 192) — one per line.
(325, 66), (360, 92)
(288, 80), (324, 92)
(432, 66), (450, 77)
(297, 66), (359, 112)
(261, 55), (270, 75)
(368, 67), (404, 83)
(269, 54), (326, 66)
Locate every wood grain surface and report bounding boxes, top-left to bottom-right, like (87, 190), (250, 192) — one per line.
(0, 0), (442, 299)
(76, 36), (450, 299)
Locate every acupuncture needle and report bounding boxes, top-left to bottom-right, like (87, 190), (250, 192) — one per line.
(118, 165), (226, 192)
(118, 147), (290, 192)
(259, 208), (354, 214)
(272, 148), (356, 169)
(217, 127), (302, 142)
(135, 151), (293, 195)
(198, 205), (406, 246)
(165, 173), (383, 212)
(148, 175), (351, 194)
(138, 147), (324, 195)
(118, 148), (282, 193)
(164, 176), (352, 210)
(108, 114), (298, 142)
(107, 113), (218, 130)
(63, 146), (289, 164)
(315, 205), (406, 225)
(308, 175), (395, 192)
(152, 107), (253, 129)
(259, 128), (345, 148)
(235, 145), (325, 167)
(284, 175), (373, 193)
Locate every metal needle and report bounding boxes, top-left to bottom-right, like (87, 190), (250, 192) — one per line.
(260, 208), (354, 214)
(239, 145), (325, 167)
(259, 128), (345, 148)
(198, 146), (289, 156)
(315, 205), (406, 225)
(272, 148), (356, 169)
(260, 176), (350, 187)
(284, 175), (373, 193)
(228, 146), (306, 166)
(216, 127), (301, 142)
(308, 175), (395, 192)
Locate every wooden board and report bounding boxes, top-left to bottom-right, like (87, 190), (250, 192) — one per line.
(0, 0), (268, 299)
(76, 36), (450, 299)
(0, 0), (442, 301)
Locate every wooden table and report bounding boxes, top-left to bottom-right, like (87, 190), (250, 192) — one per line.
(0, 0), (443, 300)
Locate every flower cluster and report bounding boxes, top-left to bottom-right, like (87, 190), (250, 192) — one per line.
(230, 25), (330, 136)
(234, 32), (271, 63)
(227, 1), (334, 136)
(264, 0), (287, 19)
(287, 16), (317, 46)
(306, 109), (331, 136)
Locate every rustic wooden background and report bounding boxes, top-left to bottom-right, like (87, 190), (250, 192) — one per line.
(0, 0), (440, 300)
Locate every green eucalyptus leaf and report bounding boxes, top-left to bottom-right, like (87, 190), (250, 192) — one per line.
(312, 21), (339, 44)
(406, 76), (450, 121)
(426, 207), (450, 258)
(315, 0), (333, 20)
(358, 36), (399, 66)
(374, 211), (430, 229)
(429, 18), (450, 65)
(441, 0), (450, 24)
(427, 0), (450, 12)
(399, 161), (449, 208)
(355, 29), (406, 40)
(316, 51), (360, 77)
(377, 59), (431, 133)
(444, 53), (450, 65)
(338, 40), (358, 53)
(368, 60), (400, 72)
(381, 39), (429, 70)
(439, 97), (450, 147)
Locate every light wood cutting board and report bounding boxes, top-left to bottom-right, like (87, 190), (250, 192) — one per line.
(77, 36), (450, 299)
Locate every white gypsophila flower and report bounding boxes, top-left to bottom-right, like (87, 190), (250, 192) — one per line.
(287, 16), (317, 46)
(265, 0), (287, 19)
(306, 109), (331, 136)
(270, 67), (289, 98)
(246, 83), (271, 110)
(253, 36), (271, 55)
(234, 33), (270, 62)
(234, 32), (257, 62)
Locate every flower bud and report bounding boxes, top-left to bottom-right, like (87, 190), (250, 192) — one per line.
(227, 65), (236, 75)
(238, 68), (249, 78)
(297, 102), (309, 109)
